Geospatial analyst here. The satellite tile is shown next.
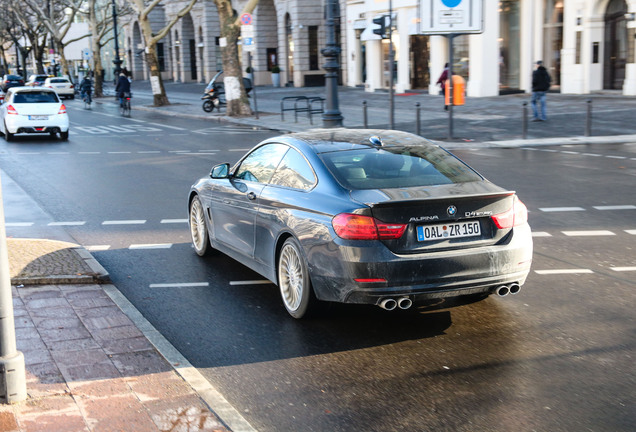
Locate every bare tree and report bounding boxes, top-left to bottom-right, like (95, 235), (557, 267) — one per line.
(212, 0), (259, 116)
(6, 1), (49, 74)
(24, 0), (90, 81)
(127, 0), (198, 106)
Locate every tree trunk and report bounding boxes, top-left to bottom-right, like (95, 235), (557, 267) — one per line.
(93, 47), (104, 97)
(214, 0), (252, 116)
(147, 43), (169, 106)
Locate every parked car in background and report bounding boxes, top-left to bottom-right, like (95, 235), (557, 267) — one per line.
(1, 74), (25, 92)
(188, 129), (533, 318)
(0, 88), (4, 104)
(26, 74), (49, 87)
(43, 77), (74, 99)
(0, 87), (69, 141)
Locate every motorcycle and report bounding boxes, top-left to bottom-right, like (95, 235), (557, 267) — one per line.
(202, 70), (252, 113)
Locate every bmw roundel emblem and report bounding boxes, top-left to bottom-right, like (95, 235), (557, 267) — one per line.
(447, 205), (457, 217)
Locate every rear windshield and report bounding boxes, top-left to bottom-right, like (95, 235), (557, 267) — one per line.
(12, 91), (59, 103)
(319, 146), (483, 190)
(6, 75), (22, 80)
(49, 79), (69, 84)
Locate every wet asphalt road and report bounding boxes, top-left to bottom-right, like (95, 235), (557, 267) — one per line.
(1, 101), (634, 431)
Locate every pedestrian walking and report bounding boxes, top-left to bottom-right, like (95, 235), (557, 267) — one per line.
(531, 60), (551, 121)
(436, 63), (449, 111)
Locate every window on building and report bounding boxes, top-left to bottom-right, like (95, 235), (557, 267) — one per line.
(157, 43), (166, 72)
(308, 26), (319, 70)
(499, 0), (520, 91)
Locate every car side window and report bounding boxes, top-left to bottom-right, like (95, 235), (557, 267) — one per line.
(270, 148), (316, 190)
(234, 143), (288, 184)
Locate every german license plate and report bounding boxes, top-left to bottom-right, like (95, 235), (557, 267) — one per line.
(29, 115), (48, 120)
(417, 221), (481, 241)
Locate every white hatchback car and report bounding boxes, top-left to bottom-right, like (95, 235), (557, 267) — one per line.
(0, 87), (70, 141)
(43, 77), (75, 99)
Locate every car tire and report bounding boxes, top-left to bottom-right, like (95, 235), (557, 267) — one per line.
(60, 131), (69, 141)
(189, 195), (212, 256)
(4, 123), (13, 142)
(278, 237), (316, 319)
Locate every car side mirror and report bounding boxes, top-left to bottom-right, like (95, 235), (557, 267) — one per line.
(210, 163), (230, 179)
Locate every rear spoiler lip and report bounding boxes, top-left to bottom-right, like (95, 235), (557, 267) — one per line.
(365, 191), (516, 208)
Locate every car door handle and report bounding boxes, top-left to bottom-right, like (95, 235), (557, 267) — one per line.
(247, 192), (256, 200)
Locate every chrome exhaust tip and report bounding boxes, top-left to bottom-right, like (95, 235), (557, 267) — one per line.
(509, 283), (521, 295)
(495, 285), (510, 297)
(379, 298), (397, 311)
(397, 297), (413, 310)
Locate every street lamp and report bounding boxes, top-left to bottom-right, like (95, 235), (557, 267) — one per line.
(321, 0), (344, 128)
(111, 0), (122, 78)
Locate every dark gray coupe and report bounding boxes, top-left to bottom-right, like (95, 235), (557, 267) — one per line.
(188, 129), (533, 318)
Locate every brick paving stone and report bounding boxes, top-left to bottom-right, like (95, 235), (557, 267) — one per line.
(125, 371), (195, 401)
(23, 297), (69, 310)
(57, 361), (121, 382)
(16, 395), (88, 432)
(19, 286), (63, 300)
(39, 326), (92, 343)
(80, 314), (136, 332)
(46, 338), (102, 353)
(0, 409), (19, 432)
(144, 397), (230, 432)
(110, 350), (171, 377)
(28, 305), (77, 319)
(31, 316), (84, 330)
(90, 325), (145, 342)
(75, 306), (123, 319)
(22, 348), (54, 366)
(50, 348), (111, 368)
(66, 378), (132, 398)
(100, 336), (155, 355)
(67, 297), (117, 309)
(75, 393), (158, 432)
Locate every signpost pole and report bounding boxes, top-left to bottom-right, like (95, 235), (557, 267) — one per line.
(447, 33), (454, 140)
(248, 52), (259, 119)
(389, 0), (394, 129)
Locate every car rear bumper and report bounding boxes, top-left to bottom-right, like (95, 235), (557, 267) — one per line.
(308, 225), (533, 305)
(5, 115), (69, 134)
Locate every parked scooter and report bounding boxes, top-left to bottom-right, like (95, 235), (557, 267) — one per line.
(202, 70), (252, 112)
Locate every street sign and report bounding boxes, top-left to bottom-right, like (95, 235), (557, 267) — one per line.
(241, 24), (254, 38)
(420, 0), (483, 34)
(242, 37), (255, 52)
(240, 13), (252, 25)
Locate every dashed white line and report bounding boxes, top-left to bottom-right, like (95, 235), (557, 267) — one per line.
(79, 151), (101, 154)
(535, 269), (594, 275)
(562, 230), (615, 237)
(539, 207), (586, 212)
(147, 122), (187, 130)
(107, 151), (132, 154)
(137, 151), (161, 154)
(609, 267), (636, 272)
(606, 155), (627, 159)
(625, 230), (636, 235)
(161, 219), (188, 224)
(561, 151), (579, 155)
(86, 245), (111, 251)
(47, 221), (86, 226)
(229, 148), (250, 151)
(229, 280), (273, 286)
(531, 231), (552, 237)
(102, 220), (146, 225)
(149, 282), (210, 288)
(593, 205), (636, 210)
(582, 153), (603, 157)
(129, 243), (172, 249)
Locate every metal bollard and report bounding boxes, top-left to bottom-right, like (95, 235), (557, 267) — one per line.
(585, 99), (592, 137)
(522, 102), (528, 139)
(415, 102), (421, 136)
(362, 101), (368, 129)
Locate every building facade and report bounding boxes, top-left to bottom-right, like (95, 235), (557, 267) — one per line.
(121, 0), (347, 87)
(347, 0), (636, 96)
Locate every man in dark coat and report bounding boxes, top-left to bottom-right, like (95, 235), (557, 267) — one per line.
(115, 72), (131, 107)
(531, 60), (551, 121)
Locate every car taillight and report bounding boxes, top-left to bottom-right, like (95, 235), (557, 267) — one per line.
(332, 213), (406, 240)
(70, 84), (74, 89)
(491, 197), (528, 229)
(58, 104), (67, 114)
(6, 105), (18, 115)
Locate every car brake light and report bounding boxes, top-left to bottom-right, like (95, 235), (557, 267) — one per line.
(70, 84), (74, 89)
(6, 105), (18, 115)
(332, 213), (406, 240)
(58, 104), (67, 114)
(491, 197), (528, 229)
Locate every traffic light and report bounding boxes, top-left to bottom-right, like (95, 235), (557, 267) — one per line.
(373, 15), (387, 38)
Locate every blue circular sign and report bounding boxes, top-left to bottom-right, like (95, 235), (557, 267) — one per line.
(442, 0), (462, 7)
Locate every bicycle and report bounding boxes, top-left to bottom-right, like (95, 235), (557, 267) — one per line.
(82, 91), (92, 109)
(119, 92), (131, 116)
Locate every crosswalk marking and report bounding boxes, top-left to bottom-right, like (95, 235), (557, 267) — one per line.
(535, 269), (594, 275)
(562, 230), (615, 237)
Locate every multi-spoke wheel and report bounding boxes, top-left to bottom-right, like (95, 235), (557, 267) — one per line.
(278, 237), (315, 319)
(189, 196), (211, 256)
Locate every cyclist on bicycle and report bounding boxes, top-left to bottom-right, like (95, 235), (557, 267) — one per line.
(115, 71), (131, 107)
(80, 76), (92, 103)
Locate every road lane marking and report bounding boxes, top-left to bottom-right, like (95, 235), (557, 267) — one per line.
(582, 153), (603, 157)
(79, 151), (101, 154)
(562, 230), (615, 236)
(149, 282), (209, 288)
(532, 231), (552, 237)
(137, 151), (161, 154)
(229, 148), (250, 151)
(108, 151), (132, 154)
(229, 280), (273, 286)
(47, 221), (86, 226)
(593, 205), (636, 210)
(102, 220), (146, 225)
(161, 219), (188, 224)
(129, 243), (172, 249)
(147, 122), (187, 130)
(609, 267), (636, 272)
(539, 207), (585, 212)
(561, 151), (579, 155)
(535, 269), (594, 275)
(86, 245), (111, 251)
(606, 155), (627, 159)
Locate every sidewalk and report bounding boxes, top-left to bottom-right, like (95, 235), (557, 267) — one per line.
(116, 80), (636, 146)
(1, 175), (253, 431)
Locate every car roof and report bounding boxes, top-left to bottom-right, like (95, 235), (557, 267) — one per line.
(8, 86), (57, 93)
(279, 128), (437, 154)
